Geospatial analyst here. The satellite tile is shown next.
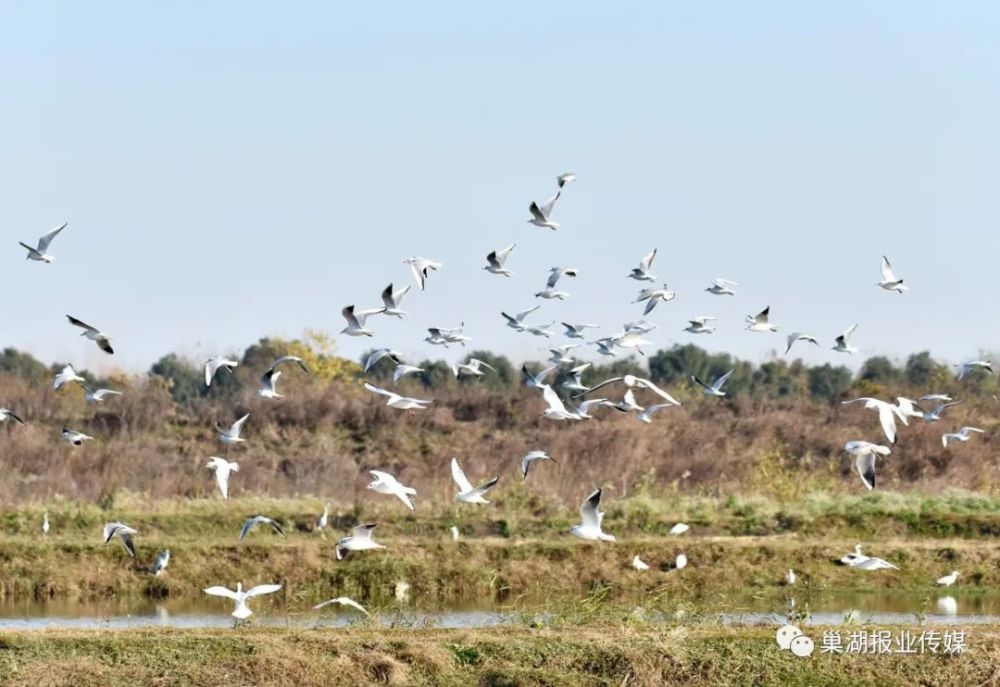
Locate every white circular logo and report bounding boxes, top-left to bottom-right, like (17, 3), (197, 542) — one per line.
(776, 624), (803, 650)
(790, 635), (815, 657)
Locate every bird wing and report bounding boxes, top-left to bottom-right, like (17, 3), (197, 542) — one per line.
(880, 255), (897, 282)
(546, 267), (562, 288)
(485, 250), (500, 268)
(341, 305), (362, 328)
(273, 355), (309, 374)
(473, 476), (499, 496)
(231, 413), (250, 434)
(120, 531), (137, 558)
(408, 260), (427, 290)
(538, 191), (561, 219)
(516, 304), (541, 321)
(245, 584), (283, 598)
(715, 278), (738, 287)
(369, 469), (394, 484)
(580, 489), (602, 528)
(541, 384), (569, 414)
(840, 324), (858, 342)
(528, 201), (546, 223)
(495, 242), (516, 264)
(755, 307), (770, 324)
(634, 377), (681, 405)
(37, 223), (67, 252)
(690, 375), (712, 392)
(363, 382), (394, 399)
(239, 518), (257, 540)
(855, 452), (876, 490)
(583, 376), (624, 396)
(639, 248), (656, 272)
(450, 457), (474, 493)
(381, 283), (396, 308)
(261, 368), (279, 391)
(876, 404), (897, 443)
(713, 370), (734, 390)
(352, 524), (377, 540)
(214, 464), (231, 499)
(66, 315), (99, 335)
(204, 586), (239, 599)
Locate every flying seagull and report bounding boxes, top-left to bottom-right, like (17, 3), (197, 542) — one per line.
(878, 255), (908, 293)
(484, 243), (516, 277)
(61, 428), (94, 446)
(451, 457), (499, 504)
(522, 364), (557, 390)
(833, 324), (858, 354)
(313, 597), (370, 615)
(691, 370), (734, 397)
(66, 316), (114, 354)
(0, 409), (25, 426)
(610, 330), (654, 356)
(239, 515), (285, 541)
(705, 278), (737, 296)
(557, 172), (576, 188)
(548, 344), (581, 366)
(403, 256), (442, 291)
(922, 401), (963, 422)
(841, 398), (905, 444)
(393, 363), (424, 382)
(83, 386), (122, 403)
(103, 522), (137, 558)
(452, 358), (496, 378)
(539, 383), (582, 421)
(521, 450), (556, 479)
(340, 305), (383, 337)
(942, 426), (985, 448)
(53, 364), (85, 390)
(581, 375), (681, 406)
(637, 403), (677, 424)
(367, 470), (417, 510)
(363, 348), (402, 375)
(785, 333), (819, 355)
(570, 489), (615, 542)
(205, 357), (239, 386)
(745, 306), (777, 332)
(217, 413), (250, 445)
(363, 382), (432, 410)
(525, 322), (556, 338)
(955, 360), (993, 381)
(335, 524), (385, 560)
(502, 305), (541, 332)
(683, 316), (717, 335)
(844, 441), (891, 490)
(203, 582), (282, 619)
(561, 362), (591, 393)
(256, 368), (284, 399)
(206, 457), (239, 499)
(379, 283), (411, 318)
(633, 284), (675, 316)
(19, 223), (67, 263)
(425, 326), (472, 347)
(268, 355), (309, 375)
(536, 267), (578, 300)
(562, 322), (599, 339)
(628, 249), (658, 282)
(528, 190), (562, 230)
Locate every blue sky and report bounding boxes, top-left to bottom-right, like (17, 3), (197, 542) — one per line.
(2, 2), (998, 373)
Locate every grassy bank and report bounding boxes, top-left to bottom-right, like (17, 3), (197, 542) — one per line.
(0, 625), (993, 686)
(1, 492), (998, 602)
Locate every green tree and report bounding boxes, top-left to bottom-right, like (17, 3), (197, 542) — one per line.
(807, 364), (853, 402)
(149, 354), (203, 407)
(0, 348), (49, 384)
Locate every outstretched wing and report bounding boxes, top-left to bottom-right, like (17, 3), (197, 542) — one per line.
(639, 248), (656, 272)
(580, 489), (602, 528)
(245, 584), (283, 598)
(203, 586), (239, 599)
(66, 315), (99, 335)
(541, 384), (569, 414)
(633, 378), (681, 405)
(363, 382), (393, 398)
(880, 255), (897, 282)
(38, 223), (67, 252)
(450, 457), (474, 493)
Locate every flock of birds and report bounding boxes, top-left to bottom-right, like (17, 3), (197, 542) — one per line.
(8, 176), (994, 620)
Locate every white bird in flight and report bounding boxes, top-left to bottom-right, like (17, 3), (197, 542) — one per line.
(520, 450), (556, 479)
(0, 408), (25, 426)
(103, 522), (137, 558)
(204, 582), (282, 620)
(206, 457), (239, 499)
(380, 283), (411, 318)
(501, 305), (541, 332)
(536, 267), (577, 300)
(256, 368), (284, 399)
(205, 357), (239, 386)
(854, 556), (899, 571)
(832, 324), (859, 354)
(684, 316), (717, 335)
(942, 426), (985, 448)
(336, 524), (385, 560)
(313, 596), (370, 615)
(525, 322), (556, 338)
(691, 370), (734, 397)
(425, 326), (471, 347)
(922, 400), (963, 422)
(562, 322), (600, 339)
(53, 364), (85, 390)
(83, 386), (122, 403)
(217, 413), (250, 445)
(878, 255), (908, 293)
(844, 440), (891, 490)
(705, 278), (737, 296)
(548, 344), (581, 366)
(19, 222), (67, 263)
(582, 374), (681, 406)
(561, 362), (591, 393)
(403, 256), (442, 291)
(610, 330), (653, 356)
(522, 364), (557, 390)
(393, 363), (425, 382)
(527, 189), (562, 230)
(363, 348), (402, 375)
(955, 360), (993, 381)
(61, 428), (94, 446)
(841, 398), (905, 444)
(239, 515), (285, 541)
(557, 172), (576, 188)
(340, 305), (383, 337)
(637, 403), (677, 424)
(367, 470), (417, 510)
(570, 489), (615, 542)
(628, 249), (658, 282)
(363, 382), (432, 410)
(785, 333), (819, 355)
(745, 306), (777, 333)
(484, 243), (516, 277)
(633, 284), (675, 315)
(539, 384), (582, 421)
(451, 457), (499, 504)
(66, 316), (114, 355)
(453, 358), (496, 379)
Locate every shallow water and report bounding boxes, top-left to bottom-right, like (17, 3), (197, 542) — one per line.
(1, 591), (998, 630)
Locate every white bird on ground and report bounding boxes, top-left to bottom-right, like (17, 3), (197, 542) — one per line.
(785, 333), (819, 355)
(937, 571), (960, 587)
(379, 283), (411, 318)
(539, 384), (582, 421)
(844, 441), (892, 490)
(205, 357), (239, 386)
(66, 316), (114, 354)
(240, 515), (285, 541)
(403, 256), (442, 291)
(669, 523), (689, 535)
(675, 553), (688, 570)
(527, 189), (562, 230)
(922, 401), (963, 422)
(367, 470), (417, 510)
(920, 394), (953, 403)
(316, 503), (330, 531)
(561, 363), (591, 393)
(61, 428), (94, 446)
(570, 489), (615, 542)
(451, 457), (499, 504)
(363, 382), (432, 410)
(691, 370), (734, 397)
(841, 398), (906, 444)
(83, 386), (122, 404)
(363, 349), (403, 374)
(942, 426), (985, 448)
(705, 278), (737, 296)
(450, 526), (460, 541)
(582, 375), (681, 406)
(557, 172), (576, 188)
(53, 364), (85, 390)
(153, 550), (170, 576)
(562, 322), (600, 339)
(103, 522), (137, 558)
(206, 457), (239, 499)
(525, 322), (556, 338)
(832, 324), (859, 354)
(203, 582), (282, 620)
(0, 408), (25, 426)
(313, 597), (370, 615)
(484, 243), (516, 277)
(42, 512), (49, 536)
(955, 360), (993, 381)
(548, 344), (581, 366)
(633, 284), (675, 315)
(522, 364), (557, 390)
(535, 267), (578, 300)
(336, 524), (385, 560)
(878, 255), (908, 293)
(785, 569), (796, 586)
(256, 368), (284, 399)
(217, 413), (250, 445)
(501, 305), (541, 332)
(684, 316), (717, 335)
(745, 306), (777, 332)
(340, 305), (383, 337)
(628, 249), (658, 282)
(632, 555), (650, 571)
(19, 222), (67, 263)
(453, 358), (496, 379)
(393, 363), (424, 382)
(521, 450), (556, 479)
(854, 556), (899, 571)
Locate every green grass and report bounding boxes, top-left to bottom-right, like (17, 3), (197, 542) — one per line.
(0, 624), (993, 686)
